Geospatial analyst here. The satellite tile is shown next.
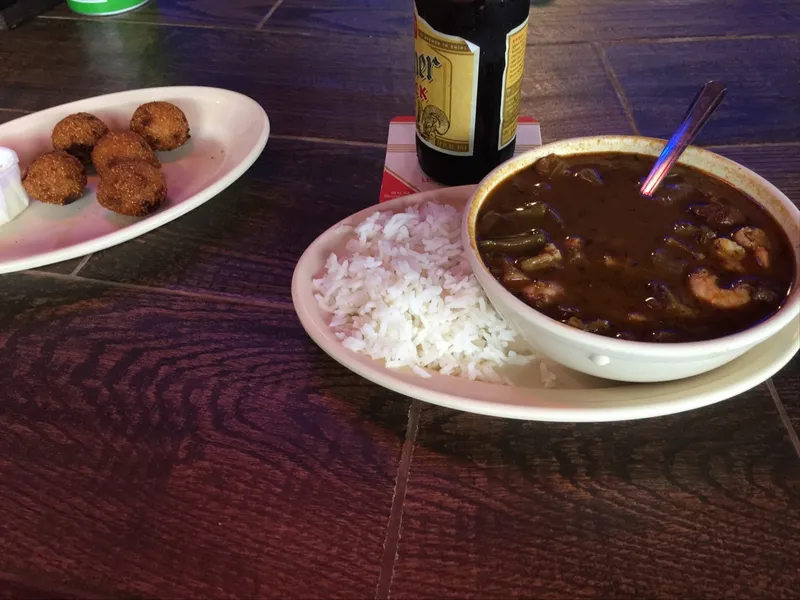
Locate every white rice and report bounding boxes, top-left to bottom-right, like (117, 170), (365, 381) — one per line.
(313, 201), (549, 385)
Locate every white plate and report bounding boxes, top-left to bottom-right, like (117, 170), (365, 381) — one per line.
(0, 86), (269, 274)
(292, 186), (800, 422)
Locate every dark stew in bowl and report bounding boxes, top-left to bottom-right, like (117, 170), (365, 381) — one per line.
(476, 153), (795, 343)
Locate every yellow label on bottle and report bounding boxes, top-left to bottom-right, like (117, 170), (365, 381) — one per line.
(414, 8), (480, 157)
(499, 18), (529, 150)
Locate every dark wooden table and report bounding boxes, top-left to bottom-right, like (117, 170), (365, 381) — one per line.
(1, 1), (798, 598)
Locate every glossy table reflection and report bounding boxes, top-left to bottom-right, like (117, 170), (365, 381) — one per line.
(0, 1), (798, 598)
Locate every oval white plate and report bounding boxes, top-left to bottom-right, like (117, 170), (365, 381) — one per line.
(292, 186), (799, 422)
(0, 86), (269, 274)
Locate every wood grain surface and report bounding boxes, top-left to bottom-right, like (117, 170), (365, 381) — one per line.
(265, 0), (413, 38)
(0, 18), (413, 143)
(0, 582), (77, 599)
(0, 108), (25, 125)
(604, 37), (800, 144)
(521, 43), (632, 141)
(0, 0), (59, 31)
(0, 19), (636, 144)
(0, 273), (410, 598)
(525, 0), (800, 43)
(30, 257), (85, 275)
(772, 354), (800, 434)
(0, 0), (798, 597)
(0, 572), (95, 599)
(128, 0), (800, 41)
(393, 390), (800, 599)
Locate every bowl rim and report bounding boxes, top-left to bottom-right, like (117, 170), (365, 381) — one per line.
(463, 135), (800, 358)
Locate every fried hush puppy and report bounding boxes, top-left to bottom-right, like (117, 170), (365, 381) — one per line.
(96, 160), (167, 217)
(22, 151), (87, 205)
(130, 101), (190, 151)
(91, 131), (160, 175)
(52, 112), (109, 164)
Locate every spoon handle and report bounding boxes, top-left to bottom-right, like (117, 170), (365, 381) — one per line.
(640, 80), (727, 197)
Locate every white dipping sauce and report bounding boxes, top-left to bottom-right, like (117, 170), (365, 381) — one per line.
(0, 147), (30, 226)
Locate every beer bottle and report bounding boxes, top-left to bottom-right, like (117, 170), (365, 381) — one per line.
(414, 0), (530, 186)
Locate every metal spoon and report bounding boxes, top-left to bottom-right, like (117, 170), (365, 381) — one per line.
(640, 80), (727, 197)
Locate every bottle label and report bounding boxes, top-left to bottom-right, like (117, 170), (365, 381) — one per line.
(498, 18), (529, 150)
(414, 8), (480, 157)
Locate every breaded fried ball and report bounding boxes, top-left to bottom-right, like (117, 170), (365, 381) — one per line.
(22, 151), (87, 205)
(91, 131), (160, 175)
(51, 112), (109, 164)
(96, 160), (167, 217)
(130, 101), (190, 151)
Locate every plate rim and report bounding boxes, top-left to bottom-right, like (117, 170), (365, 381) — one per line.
(292, 187), (800, 422)
(0, 86), (270, 274)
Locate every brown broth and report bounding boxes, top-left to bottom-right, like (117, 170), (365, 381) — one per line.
(476, 152), (795, 342)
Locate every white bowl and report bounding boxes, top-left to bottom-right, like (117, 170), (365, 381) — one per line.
(463, 136), (800, 383)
